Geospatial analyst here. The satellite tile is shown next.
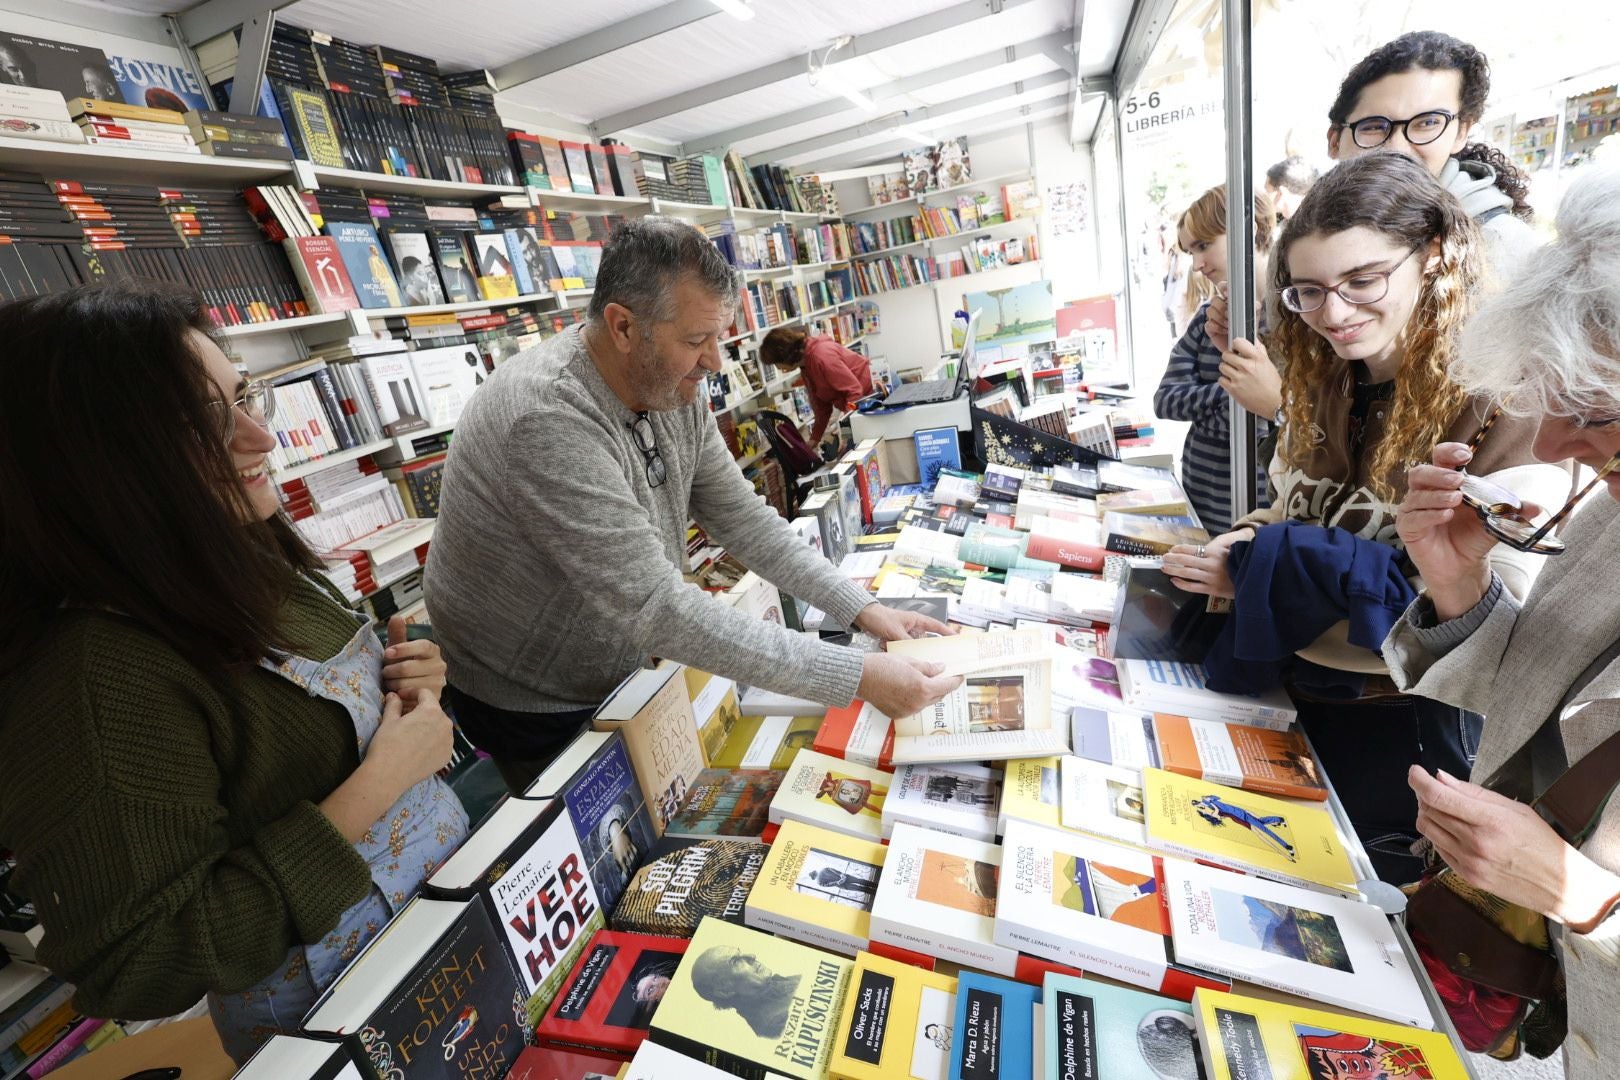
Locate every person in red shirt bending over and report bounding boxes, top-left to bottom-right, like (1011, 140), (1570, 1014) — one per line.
(761, 326), (879, 450)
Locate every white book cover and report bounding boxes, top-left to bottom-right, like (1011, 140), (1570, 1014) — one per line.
(1059, 756), (1148, 847)
(768, 748), (889, 841)
(995, 822), (1171, 993)
(886, 630), (1064, 765)
(407, 344), (483, 427)
(1117, 659), (1296, 730)
(625, 1040), (746, 1079)
(870, 823), (1017, 976)
(882, 762), (1002, 841)
(358, 352), (428, 433)
(1163, 860), (1432, 1028)
(1070, 708), (1161, 769)
(893, 524), (964, 569)
(1047, 574), (1118, 625)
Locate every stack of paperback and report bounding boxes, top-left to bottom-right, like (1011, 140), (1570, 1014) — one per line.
(184, 110), (293, 160)
(69, 97), (199, 154)
(0, 85), (81, 144)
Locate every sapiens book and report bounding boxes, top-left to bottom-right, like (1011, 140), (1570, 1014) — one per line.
(591, 662), (707, 836)
(328, 221), (404, 310)
(649, 917), (853, 1080)
(508, 1043), (626, 1080)
(995, 820), (1228, 1000)
(423, 796), (606, 1028)
(870, 822), (1017, 977)
(882, 762), (1002, 842)
(1116, 658), (1297, 730)
(232, 1033), (370, 1079)
(528, 728), (660, 916)
(1192, 988), (1466, 1080)
(666, 768), (781, 840)
(746, 818), (885, 956)
(611, 836), (765, 937)
(285, 236), (360, 314)
(828, 950), (958, 1080)
(1153, 713), (1328, 801)
(1042, 972), (1202, 1080)
(302, 896), (530, 1079)
(1058, 755), (1148, 847)
(949, 970), (1039, 1080)
(536, 929), (688, 1060)
(768, 747), (891, 843)
(913, 426), (962, 488)
(408, 344), (484, 427)
(1143, 769), (1358, 897)
(885, 629), (1066, 764)
(1165, 861), (1433, 1028)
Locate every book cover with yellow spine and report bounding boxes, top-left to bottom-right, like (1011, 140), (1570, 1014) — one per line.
(829, 951), (958, 1080)
(745, 819), (884, 956)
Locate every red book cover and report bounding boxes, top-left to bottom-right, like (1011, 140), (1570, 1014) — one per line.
(287, 236), (361, 314)
(536, 929), (688, 1060)
(507, 1044), (626, 1080)
(813, 700), (896, 773)
(1023, 530), (1108, 572)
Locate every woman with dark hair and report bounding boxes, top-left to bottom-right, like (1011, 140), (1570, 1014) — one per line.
(1163, 154), (1568, 882)
(759, 325), (876, 448)
(0, 283), (464, 1062)
(1327, 30), (1539, 276)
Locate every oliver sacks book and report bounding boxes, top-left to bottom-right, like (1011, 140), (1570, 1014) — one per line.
(828, 950), (958, 1080)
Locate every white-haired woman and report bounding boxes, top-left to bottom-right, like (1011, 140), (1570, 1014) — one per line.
(1385, 167), (1620, 1077)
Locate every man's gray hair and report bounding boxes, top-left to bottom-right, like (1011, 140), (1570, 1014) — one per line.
(587, 216), (739, 327)
(1452, 167), (1620, 420)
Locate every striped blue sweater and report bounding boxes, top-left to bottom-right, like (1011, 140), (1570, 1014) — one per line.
(1152, 304), (1271, 534)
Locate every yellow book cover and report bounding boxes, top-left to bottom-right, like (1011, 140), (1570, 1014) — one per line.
(650, 918), (853, 1080)
(829, 951), (958, 1080)
(997, 756), (1065, 834)
(66, 97), (185, 124)
(713, 713), (822, 770)
(746, 819), (884, 956)
(1193, 988), (1467, 1080)
(769, 748), (890, 842)
(684, 668), (741, 765)
(1143, 769), (1358, 897)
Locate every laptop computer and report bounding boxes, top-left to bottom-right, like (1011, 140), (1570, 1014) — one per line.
(882, 308), (982, 407)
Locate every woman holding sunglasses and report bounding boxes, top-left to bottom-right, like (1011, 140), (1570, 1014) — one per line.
(1385, 167), (1620, 1078)
(0, 283), (465, 1063)
(1164, 153), (1570, 882)
(1327, 31), (1538, 276)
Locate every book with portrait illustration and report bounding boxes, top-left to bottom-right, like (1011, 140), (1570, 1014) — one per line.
(884, 629), (1065, 765)
(384, 229), (446, 307)
(592, 662), (707, 838)
(813, 700), (895, 772)
(1166, 862), (1433, 1028)
(881, 762), (1002, 842)
(948, 971), (1039, 1080)
(423, 796), (605, 1029)
(1143, 769), (1358, 897)
(302, 896), (529, 1079)
(1191, 988), (1466, 1080)
(1058, 755), (1149, 847)
(328, 221), (404, 309)
(527, 728), (659, 915)
(665, 768), (781, 841)
(610, 837), (765, 938)
(769, 747), (891, 842)
(994, 820), (1229, 1001)
(1152, 713), (1328, 801)
(870, 822), (1018, 977)
(535, 929), (689, 1060)
(649, 918), (853, 1080)
(1043, 972), (1203, 1080)
(828, 950), (958, 1080)
(746, 819), (886, 956)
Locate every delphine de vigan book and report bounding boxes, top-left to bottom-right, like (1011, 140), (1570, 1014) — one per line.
(650, 917), (853, 1080)
(1043, 971), (1203, 1080)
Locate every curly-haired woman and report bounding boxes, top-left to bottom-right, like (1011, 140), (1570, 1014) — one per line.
(1162, 154), (1570, 882)
(1325, 31), (1538, 277)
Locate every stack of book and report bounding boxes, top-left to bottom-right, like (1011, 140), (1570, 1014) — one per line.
(185, 110), (293, 160)
(69, 97), (199, 154)
(0, 85), (81, 144)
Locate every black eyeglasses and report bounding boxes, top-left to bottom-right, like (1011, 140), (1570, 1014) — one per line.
(628, 412), (667, 488)
(1280, 246), (1421, 313)
(1343, 109), (1456, 149)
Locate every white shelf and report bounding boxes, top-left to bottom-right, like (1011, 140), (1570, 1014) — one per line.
(766, 370), (800, 393)
(364, 519), (438, 566)
(360, 555), (427, 601)
(796, 259), (847, 273)
(0, 134), (295, 184)
(846, 335), (867, 349)
(800, 305), (840, 321)
(355, 291), (555, 321)
(272, 437), (394, 483)
(742, 264), (798, 279)
(843, 172), (1031, 218)
(555, 288), (594, 308)
(310, 165), (522, 199)
(852, 259), (1042, 302)
(218, 312), (350, 338)
(852, 239), (929, 260)
(927, 217), (1037, 246)
(721, 329), (753, 346)
(651, 197), (730, 216)
(529, 185), (651, 211)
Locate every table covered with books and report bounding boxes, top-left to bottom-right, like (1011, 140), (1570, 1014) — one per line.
(224, 442), (1476, 1080)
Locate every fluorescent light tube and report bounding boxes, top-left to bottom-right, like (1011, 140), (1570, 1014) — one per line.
(818, 66), (875, 112)
(896, 124), (934, 144)
(708, 0), (755, 19)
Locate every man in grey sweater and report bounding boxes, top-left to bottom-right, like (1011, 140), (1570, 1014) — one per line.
(425, 217), (959, 789)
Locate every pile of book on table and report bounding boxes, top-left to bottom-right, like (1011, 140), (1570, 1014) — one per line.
(215, 442), (1465, 1080)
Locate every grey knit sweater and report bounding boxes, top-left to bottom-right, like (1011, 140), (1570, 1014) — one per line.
(424, 325), (872, 721)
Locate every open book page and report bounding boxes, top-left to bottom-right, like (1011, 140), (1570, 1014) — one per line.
(886, 629), (1055, 740)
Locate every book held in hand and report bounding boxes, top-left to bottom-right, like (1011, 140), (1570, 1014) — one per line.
(536, 929), (689, 1060)
(745, 819), (885, 956)
(829, 950), (958, 1080)
(1116, 658), (1296, 730)
(611, 837), (765, 937)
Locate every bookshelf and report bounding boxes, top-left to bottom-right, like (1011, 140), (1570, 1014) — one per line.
(350, 291), (555, 322)
(852, 238), (929, 260)
(270, 436), (394, 482)
(308, 165), (523, 199)
(527, 185), (651, 212)
(0, 134), (297, 184)
(218, 312), (350, 338)
(842, 172), (1032, 219)
(378, 421), (457, 461)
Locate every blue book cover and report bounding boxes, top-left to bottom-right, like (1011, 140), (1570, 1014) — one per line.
(106, 54), (210, 112)
(1042, 972), (1197, 1080)
(914, 427), (962, 489)
(555, 731), (658, 914)
(951, 971), (1039, 1080)
(503, 229), (538, 295)
(328, 222), (404, 310)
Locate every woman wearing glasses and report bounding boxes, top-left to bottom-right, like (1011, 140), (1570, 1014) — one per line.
(1327, 31), (1538, 276)
(1163, 153), (1569, 882)
(0, 284), (464, 1062)
(1385, 168), (1620, 1079)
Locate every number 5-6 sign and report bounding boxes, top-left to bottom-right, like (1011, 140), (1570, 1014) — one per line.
(1124, 92), (1163, 114)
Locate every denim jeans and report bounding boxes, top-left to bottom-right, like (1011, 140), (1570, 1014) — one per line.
(1294, 693), (1482, 885)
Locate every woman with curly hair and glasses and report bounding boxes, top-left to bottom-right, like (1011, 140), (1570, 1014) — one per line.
(0, 283), (464, 1062)
(1326, 30), (1539, 277)
(1163, 153), (1570, 882)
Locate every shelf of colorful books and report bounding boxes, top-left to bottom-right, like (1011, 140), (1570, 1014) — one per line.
(363, 517), (437, 565)
(353, 291), (555, 322)
(307, 165), (523, 200)
(527, 185), (651, 212)
(842, 171), (1033, 219)
(801, 304), (840, 321)
(271, 437), (395, 484)
(0, 134), (297, 185)
(218, 312), (351, 339)
(852, 238), (930, 260)
(853, 257), (1043, 302)
(928, 217), (1038, 246)
(721, 328), (753, 346)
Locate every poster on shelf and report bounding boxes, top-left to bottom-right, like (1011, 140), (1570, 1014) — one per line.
(963, 280), (1057, 346)
(106, 54), (210, 112)
(0, 31), (123, 102)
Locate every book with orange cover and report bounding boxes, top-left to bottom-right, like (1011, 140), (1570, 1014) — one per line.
(1153, 714), (1327, 801)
